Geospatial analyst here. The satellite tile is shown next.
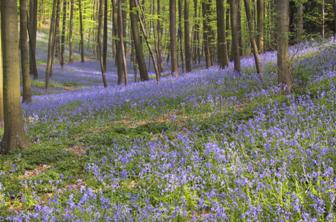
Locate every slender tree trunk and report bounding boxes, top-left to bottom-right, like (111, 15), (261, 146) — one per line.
(54, 0), (61, 61)
(295, 2), (304, 42)
(130, 0), (149, 81)
(230, 0), (240, 72)
(202, 1), (211, 68)
(135, 0), (160, 81)
(45, 0), (59, 89)
(112, 0), (124, 85)
(276, 0), (292, 91)
(334, 0), (336, 40)
(244, 0), (263, 78)
(216, 0), (229, 68)
(103, 0), (108, 72)
(184, 0), (192, 72)
(1, 0), (28, 153)
(20, 0), (33, 103)
(68, 0), (74, 63)
(322, 0), (325, 39)
(0, 9), (3, 124)
(157, 0), (163, 73)
(118, 0), (128, 85)
(257, 0), (264, 52)
(170, 0), (179, 76)
(97, 0), (108, 87)
(192, 0), (200, 64)
(29, 0), (38, 79)
(79, 0), (85, 62)
(60, 0), (67, 66)
(178, 0), (184, 72)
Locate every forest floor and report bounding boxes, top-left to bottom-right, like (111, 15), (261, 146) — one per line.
(0, 39), (336, 221)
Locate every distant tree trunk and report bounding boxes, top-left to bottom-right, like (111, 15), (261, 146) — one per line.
(192, 0), (200, 64)
(230, 0), (240, 73)
(170, 0), (179, 76)
(118, 0), (128, 85)
(45, 0), (59, 89)
(29, 0), (38, 79)
(295, 2), (304, 42)
(257, 0), (264, 52)
(134, 0), (160, 81)
(202, 0), (211, 68)
(112, 0), (124, 85)
(20, 0), (33, 103)
(184, 0), (192, 72)
(276, 0), (292, 91)
(68, 0), (74, 63)
(334, 0), (336, 40)
(103, 0), (108, 72)
(54, 0), (61, 61)
(237, 1), (243, 55)
(79, 0), (85, 62)
(97, 0), (108, 87)
(0, 11), (3, 123)
(157, 0), (163, 73)
(216, 0), (229, 69)
(178, 0), (184, 72)
(60, 0), (67, 66)
(1, 0), (28, 153)
(244, 0), (263, 78)
(130, 0), (149, 81)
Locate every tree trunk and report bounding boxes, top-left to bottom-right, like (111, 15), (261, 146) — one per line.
(230, 0), (240, 73)
(295, 2), (304, 42)
(1, 0), (28, 153)
(216, 0), (229, 69)
(60, 0), (67, 66)
(178, 0), (184, 72)
(202, 1), (211, 68)
(68, 0), (74, 63)
(184, 0), (192, 72)
(20, 0), (33, 103)
(54, 0), (61, 62)
(257, 0), (264, 52)
(29, 0), (38, 79)
(276, 0), (292, 91)
(170, 0), (179, 76)
(97, 0), (108, 87)
(157, 0), (163, 73)
(112, 0), (124, 85)
(130, 0), (149, 81)
(244, 0), (263, 78)
(118, 0), (128, 85)
(45, 0), (59, 89)
(0, 10), (3, 123)
(79, 0), (85, 62)
(103, 0), (108, 72)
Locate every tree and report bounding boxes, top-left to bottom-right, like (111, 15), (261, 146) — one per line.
(45, 0), (59, 89)
(276, 0), (293, 91)
(79, 0), (85, 62)
(130, 0), (149, 81)
(230, 0), (240, 73)
(257, 0), (264, 52)
(202, 0), (212, 68)
(170, 0), (178, 76)
(29, 0), (38, 79)
(20, 0), (33, 103)
(0, 9), (3, 124)
(1, 0), (28, 154)
(216, 0), (229, 69)
(97, 0), (108, 87)
(68, 0), (74, 63)
(60, 0), (67, 66)
(184, 0), (192, 72)
(243, 0), (263, 78)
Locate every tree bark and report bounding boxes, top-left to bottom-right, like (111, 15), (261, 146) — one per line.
(230, 0), (240, 73)
(79, 0), (85, 62)
(184, 0), (192, 72)
(276, 0), (292, 91)
(244, 0), (263, 78)
(202, 0), (211, 68)
(103, 0), (108, 72)
(97, 0), (108, 87)
(68, 0), (74, 63)
(118, 0), (128, 85)
(295, 2), (304, 42)
(170, 0), (179, 76)
(60, 0), (67, 66)
(130, 0), (149, 81)
(20, 0), (33, 103)
(29, 0), (38, 79)
(45, 0), (59, 89)
(0, 9), (3, 123)
(257, 0), (264, 52)
(1, 0), (28, 153)
(216, 0), (229, 69)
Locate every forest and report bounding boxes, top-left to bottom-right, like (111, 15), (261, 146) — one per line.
(0, 0), (335, 220)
